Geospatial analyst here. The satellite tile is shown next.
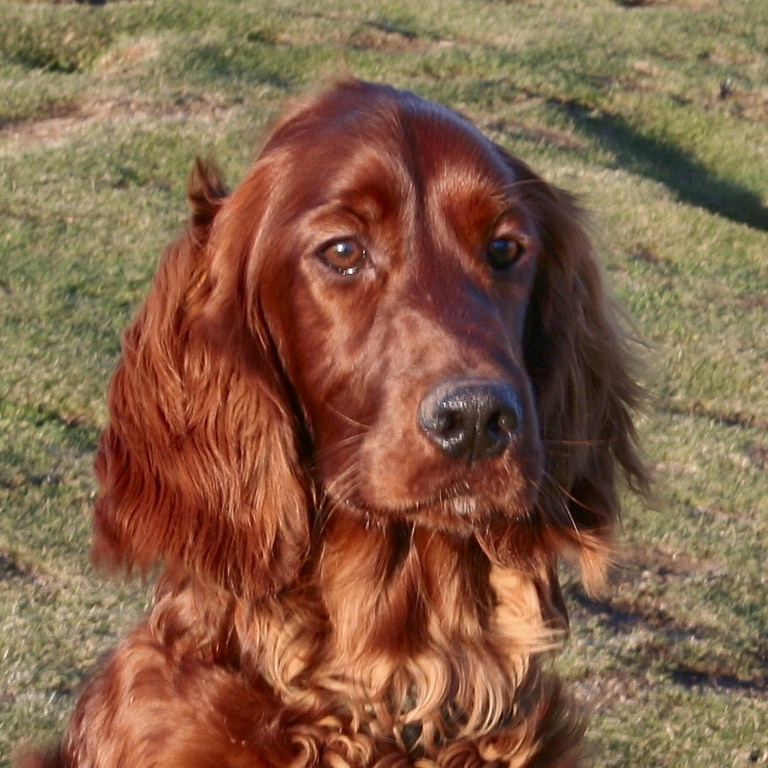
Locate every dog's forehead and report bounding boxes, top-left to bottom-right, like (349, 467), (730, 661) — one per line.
(262, 82), (517, 191)
(404, 106), (518, 193)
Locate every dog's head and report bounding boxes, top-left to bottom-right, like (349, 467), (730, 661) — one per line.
(92, 80), (647, 599)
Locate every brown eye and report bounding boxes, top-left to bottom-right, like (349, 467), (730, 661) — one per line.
(319, 239), (368, 275)
(485, 237), (523, 271)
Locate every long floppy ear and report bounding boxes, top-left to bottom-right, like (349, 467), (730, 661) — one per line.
(494, 152), (649, 592)
(92, 160), (310, 599)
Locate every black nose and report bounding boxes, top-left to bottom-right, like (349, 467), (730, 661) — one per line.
(418, 379), (522, 463)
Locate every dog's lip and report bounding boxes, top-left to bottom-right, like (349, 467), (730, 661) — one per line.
(341, 482), (471, 515)
(338, 483), (530, 524)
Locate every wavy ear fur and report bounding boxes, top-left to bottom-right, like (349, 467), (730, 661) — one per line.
(492, 152), (649, 592)
(92, 160), (310, 599)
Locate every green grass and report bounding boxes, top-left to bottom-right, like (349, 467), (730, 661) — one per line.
(1, 0), (766, 765)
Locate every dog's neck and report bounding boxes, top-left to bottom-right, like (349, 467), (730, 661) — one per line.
(150, 507), (565, 754)
(318, 510), (494, 650)
(307, 508), (562, 748)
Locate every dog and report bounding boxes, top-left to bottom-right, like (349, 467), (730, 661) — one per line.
(24, 79), (647, 768)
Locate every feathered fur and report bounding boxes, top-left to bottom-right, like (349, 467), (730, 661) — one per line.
(21, 80), (648, 768)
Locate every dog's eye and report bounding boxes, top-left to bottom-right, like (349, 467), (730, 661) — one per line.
(319, 239), (368, 275)
(485, 238), (524, 271)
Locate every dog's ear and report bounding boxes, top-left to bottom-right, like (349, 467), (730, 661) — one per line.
(494, 151), (649, 592)
(92, 160), (311, 599)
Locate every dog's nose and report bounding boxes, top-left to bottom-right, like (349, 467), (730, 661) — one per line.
(418, 379), (522, 463)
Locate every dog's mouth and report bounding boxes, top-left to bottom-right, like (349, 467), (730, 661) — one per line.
(336, 480), (535, 530)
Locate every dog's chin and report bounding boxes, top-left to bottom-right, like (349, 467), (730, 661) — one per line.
(337, 487), (536, 534)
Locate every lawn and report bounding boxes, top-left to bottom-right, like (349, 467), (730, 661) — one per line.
(1, 1), (766, 766)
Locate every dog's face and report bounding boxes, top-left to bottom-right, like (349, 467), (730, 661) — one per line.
(233, 85), (545, 530)
(95, 80), (645, 598)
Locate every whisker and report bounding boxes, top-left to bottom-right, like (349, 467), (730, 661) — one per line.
(323, 401), (373, 431)
(541, 437), (614, 456)
(311, 431), (366, 469)
(312, 462), (362, 541)
(538, 471), (583, 543)
(322, 460), (362, 509)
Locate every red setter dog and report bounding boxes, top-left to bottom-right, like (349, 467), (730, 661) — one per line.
(25, 80), (647, 768)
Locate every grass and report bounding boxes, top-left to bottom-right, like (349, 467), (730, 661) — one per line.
(1, 0), (766, 765)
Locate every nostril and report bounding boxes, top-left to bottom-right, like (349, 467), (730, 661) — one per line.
(477, 399), (521, 458)
(435, 410), (461, 435)
(487, 407), (519, 439)
(418, 379), (523, 463)
(430, 405), (468, 455)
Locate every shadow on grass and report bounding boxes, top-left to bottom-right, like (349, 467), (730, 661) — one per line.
(568, 586), (768, 695)
(556, 100), (768, 232)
